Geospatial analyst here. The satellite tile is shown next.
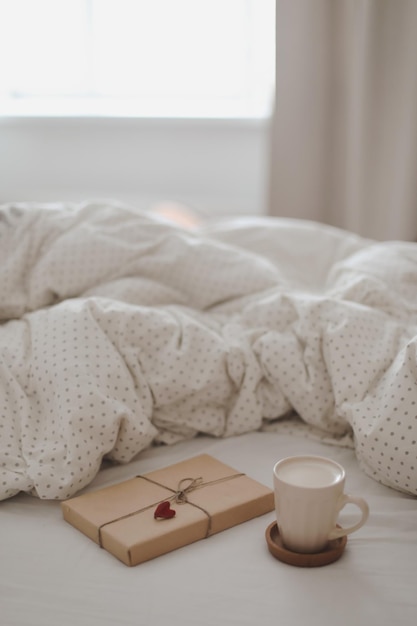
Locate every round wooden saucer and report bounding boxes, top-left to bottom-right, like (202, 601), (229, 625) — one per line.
(265, 522), (347, 567)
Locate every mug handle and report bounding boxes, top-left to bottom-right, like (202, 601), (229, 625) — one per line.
(328, 494), (369, 540)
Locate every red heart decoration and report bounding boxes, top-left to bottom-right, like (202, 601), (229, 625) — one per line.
(154, 500), (176, 520)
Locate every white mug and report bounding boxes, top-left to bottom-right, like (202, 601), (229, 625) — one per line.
(273, 455), (369, 554)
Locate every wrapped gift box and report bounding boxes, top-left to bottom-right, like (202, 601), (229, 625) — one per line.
(61, 454), (274, 566)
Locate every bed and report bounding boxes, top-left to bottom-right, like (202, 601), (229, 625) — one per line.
(1, 200), (416, 625)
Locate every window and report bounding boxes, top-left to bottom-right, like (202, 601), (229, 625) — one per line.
(0, 0), (275, 118)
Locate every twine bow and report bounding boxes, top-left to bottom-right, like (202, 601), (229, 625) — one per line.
(173, 477), (204, 503)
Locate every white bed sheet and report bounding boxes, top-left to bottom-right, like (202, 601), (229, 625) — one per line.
(1, 431), (416, 626)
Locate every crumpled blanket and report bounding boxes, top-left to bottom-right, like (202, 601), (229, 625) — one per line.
(1, 200), (416, 500)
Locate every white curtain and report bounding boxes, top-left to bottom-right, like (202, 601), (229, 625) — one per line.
(269, 0), (417, 240)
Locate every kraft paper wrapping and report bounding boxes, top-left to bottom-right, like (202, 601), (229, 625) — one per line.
(61, 454), (274, 566)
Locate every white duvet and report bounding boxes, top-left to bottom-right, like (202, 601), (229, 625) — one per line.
(1, 200), (416, 500)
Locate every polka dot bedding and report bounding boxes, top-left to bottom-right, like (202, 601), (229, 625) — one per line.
(1, 200), (416, 500)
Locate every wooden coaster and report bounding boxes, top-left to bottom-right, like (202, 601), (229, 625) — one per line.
(265, 522), (347, 567)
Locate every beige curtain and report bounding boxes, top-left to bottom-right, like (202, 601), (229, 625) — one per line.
(269, 0), (417, 240)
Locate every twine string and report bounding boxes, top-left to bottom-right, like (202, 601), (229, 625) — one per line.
(97, 472), (244, 548)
